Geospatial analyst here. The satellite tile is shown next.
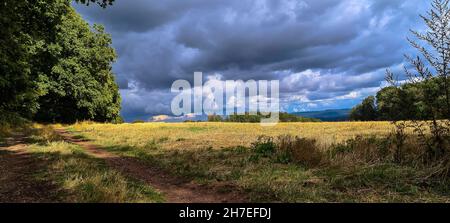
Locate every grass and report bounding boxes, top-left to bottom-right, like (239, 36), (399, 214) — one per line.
(66, 122), (450, 202)
(2, 125), (164, 203)
(67, 122), (394, 150)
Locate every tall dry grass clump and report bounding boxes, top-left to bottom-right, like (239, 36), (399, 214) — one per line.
(251, 135), (323, 168)
(277, 135), (322, 167)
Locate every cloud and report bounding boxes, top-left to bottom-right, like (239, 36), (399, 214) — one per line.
(74, 0), (430, 120)
(152, 115), (171, 122)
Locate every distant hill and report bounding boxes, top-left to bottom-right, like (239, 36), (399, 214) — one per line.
(292, 109), (351, 121)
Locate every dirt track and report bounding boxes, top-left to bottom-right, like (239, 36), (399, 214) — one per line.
(55, 129), (247, 203)
(0, 134), (60, 203)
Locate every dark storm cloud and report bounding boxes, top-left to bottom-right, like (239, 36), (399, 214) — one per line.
(75, 0), (429, 120)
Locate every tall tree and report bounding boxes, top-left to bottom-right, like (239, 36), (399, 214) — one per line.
(0, 0), (120, 123)
(34, 7), (121, 123)
(0, 0), (69, 119)
(386, 0), (450, 170)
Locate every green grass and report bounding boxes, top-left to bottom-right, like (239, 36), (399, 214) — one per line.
(25, 127), (164, 203)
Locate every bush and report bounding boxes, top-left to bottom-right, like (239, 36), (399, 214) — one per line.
(277, 135), (323, 168)
(329, 135), (391, 165)
(251, 136), (276, 157)
(251, 135), (323, 168)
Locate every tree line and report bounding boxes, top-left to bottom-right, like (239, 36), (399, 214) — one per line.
(350, 77), (450, 122)
(208, 113), (320, 123)
(0, 0), (121, 124)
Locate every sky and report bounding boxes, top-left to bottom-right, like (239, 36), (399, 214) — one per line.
(74, 0), (430, 122)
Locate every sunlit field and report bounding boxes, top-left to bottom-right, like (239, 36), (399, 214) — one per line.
(69, 122), (394, 150)
(64, 122), (450, 202)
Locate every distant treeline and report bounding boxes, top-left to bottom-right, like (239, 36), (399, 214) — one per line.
(350, 77), (450, 121)
(207, 113), (321, 123)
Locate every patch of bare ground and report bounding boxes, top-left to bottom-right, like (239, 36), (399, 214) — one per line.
(0, 134), (61, 203)
(55, 129), (247, 203)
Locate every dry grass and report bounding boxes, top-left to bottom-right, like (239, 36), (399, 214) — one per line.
(63, 121), (450, 202)
(15, 125), (164, 203)
(68, 121), (395, 150)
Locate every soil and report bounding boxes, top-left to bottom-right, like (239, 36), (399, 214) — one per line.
(0, 134), (61, 203)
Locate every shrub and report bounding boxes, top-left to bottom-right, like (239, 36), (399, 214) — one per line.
(251, 135), (323, 168)
(251, 136), (276, 157)
(277, 135), (323, 168)
(329, 135), (390, 165)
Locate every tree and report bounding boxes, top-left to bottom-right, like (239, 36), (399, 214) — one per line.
(34, 7), (121, 123)
(350, 96), (378, 121)
(0, 0), (70, 119)
(0, 0), (120, 123)
(75, 0), (114, 8)
(386, 0), (450, 173)
(207, 114), (223, 122)
(375, 84), (424, 121)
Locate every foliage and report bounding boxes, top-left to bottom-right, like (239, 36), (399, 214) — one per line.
(74, 0), (114, 8)
(33, 7), (121, 123)
(279, 112), (321, 122)
(0, 0), (68, 119)
(352, 78), (449, 122)
(383, 0), (450, 177)
(350, 96), (378, 121)
(207, 112), (320, 123)
(207, 115), (224, 122)
(0, 0), (120, 124)
(251, 136), (276, 157)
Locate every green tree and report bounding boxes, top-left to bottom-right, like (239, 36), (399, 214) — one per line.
(75, 0), (114, 8)
(34, 7), (120, 123)
(350, 96), (378, 121)
(207, 114), (223, 122)
(376, 84), (422, 121)
(385, 0), (450, 169)
(0, 0), (69, 119)
(0, 0), (120, 123)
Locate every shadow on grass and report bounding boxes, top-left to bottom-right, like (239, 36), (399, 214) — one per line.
(100, 142), (450, 202)
(29, 148), (164, 203)
(0, 147), (64, 202)
(1, 126), (164, 203)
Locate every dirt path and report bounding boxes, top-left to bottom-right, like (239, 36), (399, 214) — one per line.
(0, 134), (60, 203)
(55, 129), (247, 203)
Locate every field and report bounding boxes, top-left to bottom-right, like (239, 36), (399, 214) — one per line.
(68, 122), (394, 150)
(1, 122), (449, 203)
(66, 122), (448, 202)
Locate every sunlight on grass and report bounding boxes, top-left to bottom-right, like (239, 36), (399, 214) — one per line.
(28, 137), (164, 203)
(65, 122), (450, 202)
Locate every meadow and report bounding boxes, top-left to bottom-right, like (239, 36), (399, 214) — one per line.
(63, 122), (450, 202)
(68, 122), (394, 150)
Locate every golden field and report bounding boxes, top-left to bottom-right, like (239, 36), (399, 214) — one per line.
(59, 121), (450, 202)
(2, 121), (448, 202)
(68, 121), (395, 150)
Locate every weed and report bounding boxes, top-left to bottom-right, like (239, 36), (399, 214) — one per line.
(251, 136), (276, 157)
